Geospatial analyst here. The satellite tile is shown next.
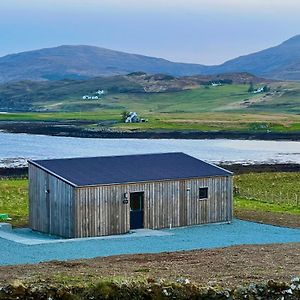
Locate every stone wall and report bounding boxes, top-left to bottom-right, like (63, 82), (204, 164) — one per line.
(0, 277), (299, 299)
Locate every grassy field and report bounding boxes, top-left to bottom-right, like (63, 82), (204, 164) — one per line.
(0, 172), (299, 228)
(234, 172), (300, 211)
(0, 82), (300, 133)
(1, 111), (300, 133)
(0, 179), (28, 227)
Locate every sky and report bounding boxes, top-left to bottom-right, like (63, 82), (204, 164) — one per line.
(0, 0), (300, 65)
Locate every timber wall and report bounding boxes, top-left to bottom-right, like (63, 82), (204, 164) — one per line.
(29, 163), (232, 238)
(74, 176), (232, 238)
(29, 164), (75, 238)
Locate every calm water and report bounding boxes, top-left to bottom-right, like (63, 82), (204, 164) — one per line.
(0, 132), (300, 167)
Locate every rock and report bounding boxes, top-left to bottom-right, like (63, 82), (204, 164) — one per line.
(11, 280), (26, 294)
(176, 277), (190, 285)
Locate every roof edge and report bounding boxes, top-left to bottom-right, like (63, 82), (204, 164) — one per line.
(204, 161), (233, 175)
(30, 152), (186, 164)
(74, 174), (232, 188)
(28, 153), (232, 187)
(28, 160), (78, 187)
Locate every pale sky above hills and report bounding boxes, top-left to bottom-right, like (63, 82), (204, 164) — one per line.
(0, 0), (299, 64)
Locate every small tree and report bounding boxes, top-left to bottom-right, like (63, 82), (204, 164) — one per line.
(121, 111), (129, 122)
(263, 85), (270, 93)
(248, 82), (255, 93)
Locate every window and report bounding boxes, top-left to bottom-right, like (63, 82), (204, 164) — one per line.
(199, 187), (208, 199)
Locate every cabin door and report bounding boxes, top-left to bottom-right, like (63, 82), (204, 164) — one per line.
(130, 192), (144, 229)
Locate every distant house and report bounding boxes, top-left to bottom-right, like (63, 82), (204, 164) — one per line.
(28, 153), (233, 238)
(96, 90), (105, 95)
(211, 82), (222, 87)
(253, 87), (264, 94)
(125, 112), (139, 123)
(82, 90), (105, 100)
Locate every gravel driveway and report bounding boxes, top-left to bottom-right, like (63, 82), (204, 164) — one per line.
(1, 219), (300, 266)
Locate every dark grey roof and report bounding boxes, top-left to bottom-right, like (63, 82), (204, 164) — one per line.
(29, 153), (232, 187)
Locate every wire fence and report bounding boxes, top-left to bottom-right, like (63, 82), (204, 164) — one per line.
(234, 186), (300, 206)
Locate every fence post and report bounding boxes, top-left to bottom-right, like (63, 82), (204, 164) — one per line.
(279, 191), (282, 204)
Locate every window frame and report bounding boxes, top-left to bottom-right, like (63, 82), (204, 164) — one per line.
(198, 187), (208, 200)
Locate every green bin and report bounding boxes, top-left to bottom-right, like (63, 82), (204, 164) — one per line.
(0, 214), (9, 220)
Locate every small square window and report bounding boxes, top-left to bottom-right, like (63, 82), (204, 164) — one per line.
(199, 187), (208, 199)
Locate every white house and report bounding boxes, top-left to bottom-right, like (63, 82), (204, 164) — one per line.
(253, 87), (264, 94)
(125, 112), (139, 123)
(211, 82), (222, 87)
(96, 90), (105, 95)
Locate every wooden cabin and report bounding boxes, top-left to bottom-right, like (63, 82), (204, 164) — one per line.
(28, 153), (233, 238)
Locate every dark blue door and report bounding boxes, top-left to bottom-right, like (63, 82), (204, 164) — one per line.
(130, 192), (144, 229)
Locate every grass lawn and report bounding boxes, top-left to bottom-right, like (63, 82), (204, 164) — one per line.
(234, 172), (300, 227)
(234, 172), (300, 210)
(234, 196), (300, 215)
(0, 179), (28, 227)
(0, 172), (299, 228)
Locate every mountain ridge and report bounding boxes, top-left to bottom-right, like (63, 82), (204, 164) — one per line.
(1, 35), (300, 82)
(0, 45), (207, 83)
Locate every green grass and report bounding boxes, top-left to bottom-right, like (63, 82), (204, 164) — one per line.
(1, 110), (299, 133)
(234, 197), (300, 215)
(234, 172), (300, 215)
(0, 179), (28, 227)
(0, 111), (121, 122)
(100, 85), (249, 114)
(0, 82), (300, 133)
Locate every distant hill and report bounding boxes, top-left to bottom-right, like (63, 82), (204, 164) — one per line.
(0, 45), (207, 83)
(208, 35), (300, 80)
(1, 35), (300, 82)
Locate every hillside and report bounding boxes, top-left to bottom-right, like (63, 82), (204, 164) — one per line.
(0, 77), (299, 137)
(1, 35), (300, 82)
(209, 35), (300, 80)
(0, 72), (263, 112)
(0, 45), (207, 83)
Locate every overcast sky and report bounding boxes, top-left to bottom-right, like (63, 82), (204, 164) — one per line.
(0, 0), (299, 64)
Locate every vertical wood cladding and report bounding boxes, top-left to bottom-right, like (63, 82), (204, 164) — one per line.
(74, 176), (232, 238)
(29, 163), (232, 238)
(29, 164), (75, 238)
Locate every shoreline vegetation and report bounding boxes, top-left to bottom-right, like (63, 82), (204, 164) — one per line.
(1, 120), (300, 141)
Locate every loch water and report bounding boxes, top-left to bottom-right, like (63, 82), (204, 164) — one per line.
(0, 132), (300, 167)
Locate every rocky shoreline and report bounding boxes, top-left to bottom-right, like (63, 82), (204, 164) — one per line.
(1, 121), (300, 140)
